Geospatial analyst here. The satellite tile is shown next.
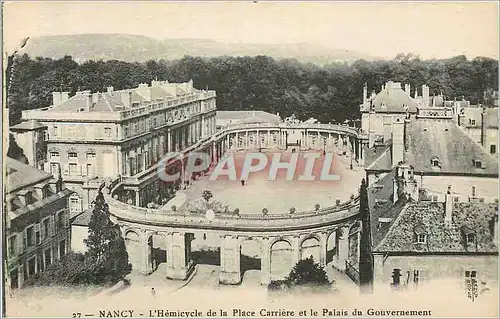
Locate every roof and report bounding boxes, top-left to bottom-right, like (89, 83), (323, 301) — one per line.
(216, 111), (282, 124)
(459, 107), (498, 129)
(10, 119), (47, 131)
(361, 82), (417, 113)
(374, 202), (498, 253)
(72, 207), (93, 226)
(365, 119), (498, 176)
(6, 158), (52, 193)
(405, 119), (498, 175)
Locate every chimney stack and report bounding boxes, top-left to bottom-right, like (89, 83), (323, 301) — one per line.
(52, 92), (62, 106)
(414, 88), (418, 99)
(383, 116), (392, 143)
(422, 85), (430, 107)
(405, 84), (411, 94)
(445, 186), (453, 224)
(363, 83), (368, 104)
(121, 91), (132, 108)
(107, 86), (114, 93)
(61, 92), (70, 102)
(481, 107), (487, 148)
(85, 93), (92, 112)
(391, 118), (405, 166)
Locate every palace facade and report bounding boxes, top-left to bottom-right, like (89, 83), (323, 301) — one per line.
(15, 80), (217, 213)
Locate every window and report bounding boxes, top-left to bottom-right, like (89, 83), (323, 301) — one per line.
(467, 233), (476, 244)
(490, 145), (496, 154)
(417, 234), (427, 244)
(479, 198), (485, 203)
(86, 163), (94, 176)
(57, 211), (65, 231)
(43, 218), (50, 239)
(68, 152), (77, 160)
(472, 186), (476, 197)
(124, 126), (130, 137)
(27, 226), (34, 247)
(53, 125), (59, 137)
(8, 235), (16, 256)
(432, 159), (440, 167)
(454, 196), (460, 202)
(50, 152), (59, 159)
(473, 159), (482, 168)
(35, 225), (41, 245)
(44, 249), (52, 268)
(431, 195), (438, 202)
(69, 196), (80, 214)
(50, 163), (58, 175)
(470, 119), (476, 126)
(86, 152), (96, 160)
(104, 127), (112, 138)
(59, 240), (66, 258)
(27, 257), (36, 277)
(69, 163), (78, 175)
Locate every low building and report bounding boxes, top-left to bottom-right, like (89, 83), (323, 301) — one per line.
(216, 110), (282, 128)
(5, 158), (73, 289)
(454, 105), (498, 156)
(368, 164), (498, 293)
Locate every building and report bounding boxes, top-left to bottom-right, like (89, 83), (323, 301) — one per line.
(453, 104), (498, 156)
(10, 119), (47, 169)
(368, 164), (498, 292)
(216, 110), (282, 128)
(4, 158), (73, 289)
(14, 80), (217, 212)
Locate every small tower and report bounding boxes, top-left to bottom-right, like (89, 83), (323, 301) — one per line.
(10, 119), (48, 170)
(393, 163), (418, 203)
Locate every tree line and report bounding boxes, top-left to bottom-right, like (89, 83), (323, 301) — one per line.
(7, 53), (498, 126)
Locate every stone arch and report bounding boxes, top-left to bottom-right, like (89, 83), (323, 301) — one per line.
(124, 229), (142, 272)
(300, 236), (321, 263)
(148, 232), (168, 272)
(270, 239), (293, 280)
(239, 237), (261, 281)
(326, 230), (337, 263)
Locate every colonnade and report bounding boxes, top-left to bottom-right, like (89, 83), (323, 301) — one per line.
(122, 223), (359, 285)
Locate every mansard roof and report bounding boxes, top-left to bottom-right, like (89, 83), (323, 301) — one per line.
(361, 82), (417, 113)
(374, 202), (498, 254)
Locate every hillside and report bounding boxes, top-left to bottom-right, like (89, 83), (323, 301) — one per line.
(20, 34), (381, 65)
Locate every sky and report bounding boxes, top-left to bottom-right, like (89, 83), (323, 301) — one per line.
(3, 1), (499, 59)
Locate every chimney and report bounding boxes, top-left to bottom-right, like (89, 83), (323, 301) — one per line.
(422, 85), (430, 107)
(52, 92), (62, 106)
(405, 84), (411, 94)
(393, 177), (399, 203)
(61, 92), (70, 102)
(107, 86), (114, 93)
(481, 107), (487, 148)
(414, 88), (418, 99)
(121, 91), (132, 108)
(92, 92), (100, 105)
(383, 116), (392, 143)
(445, 186), (453, 224)
(363, 83), (368, 104)
(85, 93), (92, 111)
(391, 118), (405, 166)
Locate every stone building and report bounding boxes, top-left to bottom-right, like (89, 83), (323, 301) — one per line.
(5, 158), (73, 289)
(14, 80), (217, 213)
(367, 165), (498, 292)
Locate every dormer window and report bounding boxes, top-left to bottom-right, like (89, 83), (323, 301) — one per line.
(472, 159), (484, 169)
(466, 233), (476, 243)
(417, 234), (427, 244)
(470, 119), (476, 126)
(68, 152), (77, 160)
(431, 157), (441, 167)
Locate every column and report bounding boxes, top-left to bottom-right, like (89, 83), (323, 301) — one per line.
(245, 131), (249, 148)
(219, 235), (241, 285)
(319, 232), (327, 266)
(226, 134), (230, 150)
(139, 230), (152, 275)
(201, 116), (205, 138)
(212, 141), (217, 164)
(166, 232), (194, 280)
(359, 141), (365, 166)
(260, 237), (271, 285)
(135, 190), (140, 207)
(291, 235), (300, 266)
(337, 226), (349, 271)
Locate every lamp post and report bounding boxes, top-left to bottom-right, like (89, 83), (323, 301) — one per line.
(323, 137), (327, 156)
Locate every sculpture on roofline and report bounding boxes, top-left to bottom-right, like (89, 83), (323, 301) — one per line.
(284, 114), (301, 126)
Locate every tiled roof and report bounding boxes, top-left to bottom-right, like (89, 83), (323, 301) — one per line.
(365, 119), (498, 176)
(374, 202), (498, 253)
(365, 144), (392, 171)
(6, 158), (52, 193)
(10, 119), (47, 131)
(361, 83), (417, 113)
(405, 119), (498, 175)
(72, 207), (93, 226)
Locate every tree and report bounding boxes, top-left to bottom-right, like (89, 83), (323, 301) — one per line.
(84, 192), (132, 283)
(7, 134), (28, 163)
(202, 189), (213, 202)
(286, 256), (330, 286)
(358, 178), (373, 292)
